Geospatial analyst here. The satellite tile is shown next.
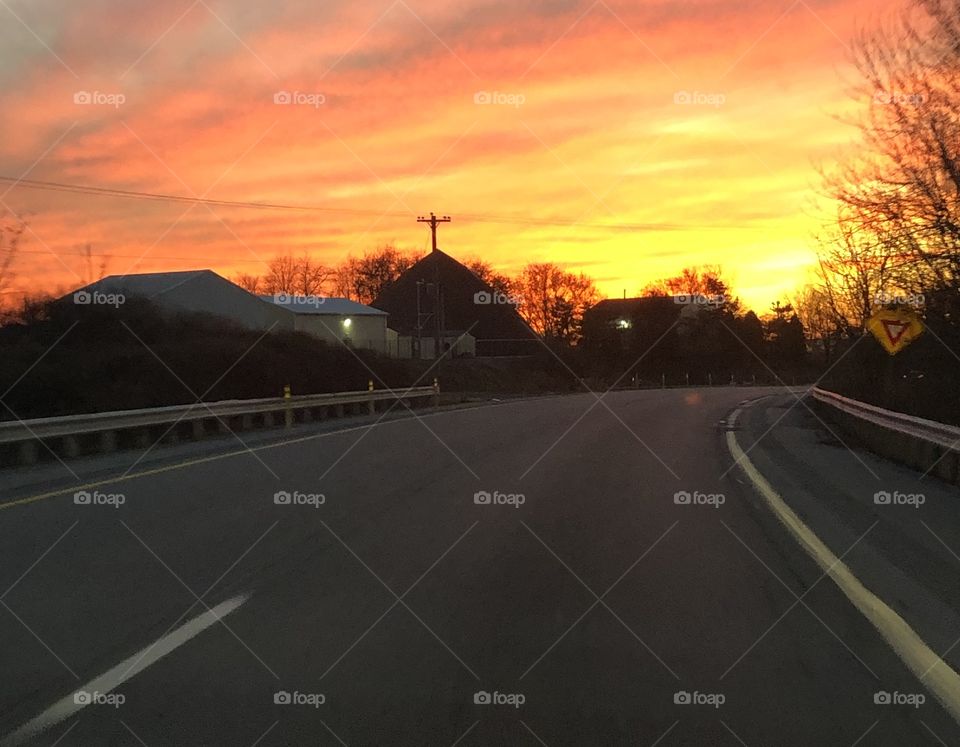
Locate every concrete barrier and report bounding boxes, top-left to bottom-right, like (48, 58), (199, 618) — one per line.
(812, 387), (960, 485)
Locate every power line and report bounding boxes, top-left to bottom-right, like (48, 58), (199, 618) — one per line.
(0, 175), (764, 232)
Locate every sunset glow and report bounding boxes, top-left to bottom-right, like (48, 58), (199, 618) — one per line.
(0, 0), (894, 310)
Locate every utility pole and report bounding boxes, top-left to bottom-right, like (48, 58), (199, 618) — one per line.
(417, 212), (450, 358)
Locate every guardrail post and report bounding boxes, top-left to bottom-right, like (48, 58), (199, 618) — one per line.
(708, 373), (712, 387)
(191, 420), (205, 440)
(284, 385), (293, 429)
(367, 380), (375, 415)
(661, 373), (665, 388)
(433, 378), (440, 409)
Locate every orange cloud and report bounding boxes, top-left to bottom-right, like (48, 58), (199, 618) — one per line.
(0, 0), (900, 310)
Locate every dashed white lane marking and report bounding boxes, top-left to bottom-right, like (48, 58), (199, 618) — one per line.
(2, 594), (249, 746)
(726, 406), (960, 725)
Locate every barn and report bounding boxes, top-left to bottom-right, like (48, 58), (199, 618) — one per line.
(372, 249), (538, 357)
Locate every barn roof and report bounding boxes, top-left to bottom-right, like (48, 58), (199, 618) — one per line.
(372, 249), (536, 342)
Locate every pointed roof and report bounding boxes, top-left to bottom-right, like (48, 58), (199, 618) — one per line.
(372, 249), (536, 342)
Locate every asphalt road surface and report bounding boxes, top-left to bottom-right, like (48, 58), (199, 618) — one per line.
(1, 388), (959, 746)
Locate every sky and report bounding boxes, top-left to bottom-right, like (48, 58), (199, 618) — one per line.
(0, 0), (897, 312)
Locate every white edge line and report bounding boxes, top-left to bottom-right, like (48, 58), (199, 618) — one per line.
(726, 404), (960, 725)
(2, 594), (249, 745)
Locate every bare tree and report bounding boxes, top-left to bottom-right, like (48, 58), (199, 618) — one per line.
(261, 255), (299, 295)
(232, 273), (263, 294)
(335, 244), (421, 303)
(513, 262), (599, 344)
(821, 0), (960, 306)
(464, 257), (514, 297)
(258, 254), (330, 296)
(0, 213), (25, 295)
(641, 265), (741, 315)
(294, 254), (332, 296)
(793, 284), (842, 362)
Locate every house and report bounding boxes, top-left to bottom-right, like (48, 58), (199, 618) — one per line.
(372, 248), (538, 357)
(580, 296), (684, 366)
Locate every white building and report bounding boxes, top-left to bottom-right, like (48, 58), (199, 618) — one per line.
(73, 270), (396, 356)
(259, 295), (391, 354)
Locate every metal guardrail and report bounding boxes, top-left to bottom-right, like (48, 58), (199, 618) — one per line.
(812, 387), (960, 448)
(812, 386), (960, 483)
(0, 385), (438, 466)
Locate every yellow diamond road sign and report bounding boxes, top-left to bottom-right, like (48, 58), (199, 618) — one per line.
(866, 308), (924, 355)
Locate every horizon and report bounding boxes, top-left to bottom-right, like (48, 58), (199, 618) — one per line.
(0, 0), (892, 314)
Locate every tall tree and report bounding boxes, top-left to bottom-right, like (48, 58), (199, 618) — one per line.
(792, 284), (841, 362)
(335, 244), (421, 303)
(232, 273), (263, 294)
(0, 213), (25, 296)
(514, 263), (599, 344)
(464, 257), (514, 297)
(821, 0), (960, 312)
(642, 265), (741, 315)
(258, 254), (331, 296)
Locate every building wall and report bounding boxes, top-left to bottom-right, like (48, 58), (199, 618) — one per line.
(293, 314), (388, 354)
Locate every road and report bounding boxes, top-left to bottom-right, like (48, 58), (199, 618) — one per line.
(1, 388), (958, 746)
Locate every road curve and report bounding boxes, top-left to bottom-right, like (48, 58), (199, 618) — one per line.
(0, 388), (957, 746)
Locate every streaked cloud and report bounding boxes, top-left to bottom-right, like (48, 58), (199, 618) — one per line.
(0, 0), (896, 309)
